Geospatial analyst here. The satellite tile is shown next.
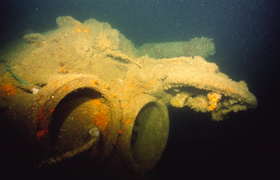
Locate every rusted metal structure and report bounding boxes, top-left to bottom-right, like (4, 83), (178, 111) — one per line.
(0, 16), (257, 175)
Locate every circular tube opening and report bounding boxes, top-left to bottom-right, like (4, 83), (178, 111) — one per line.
(49, 88), (108, 154)
(130, 101), (169, 170)
(35, 76), (121, 167)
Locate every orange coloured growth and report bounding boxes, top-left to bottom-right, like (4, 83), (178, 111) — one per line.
(93, 99), (101, 106)
(83, 28), (89, 36)
(76, 28), (81, 33)
(92, 99), (108, 131)
(58, 66), (68, 74)
(1, 83), (16, 98)
(207, 92), (222, 111)
(76, 27), (89, 36)
(209, 103), (217, 111)
(125, 119), (131, 124)
(208, 93), (218, 102)
(94, 106), (108, 131)
(92, 80), (99, 85)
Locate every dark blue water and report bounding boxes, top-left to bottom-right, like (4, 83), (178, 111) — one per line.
(0, 0), (279, 179)
(1, 0), (278, 83)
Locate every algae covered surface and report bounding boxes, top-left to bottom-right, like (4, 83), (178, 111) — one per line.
(0, 16), (257, 121)
(0, 1), (279, 179)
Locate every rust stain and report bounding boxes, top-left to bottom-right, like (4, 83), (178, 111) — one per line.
(0, 83), (16, 98)
(36, 129), (48, 141)
(36, 106), (48, 141)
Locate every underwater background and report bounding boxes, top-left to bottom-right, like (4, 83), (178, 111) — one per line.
(0, 0), (279, 179)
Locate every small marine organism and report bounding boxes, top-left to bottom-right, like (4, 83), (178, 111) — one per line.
(207, 92), (222, 111)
